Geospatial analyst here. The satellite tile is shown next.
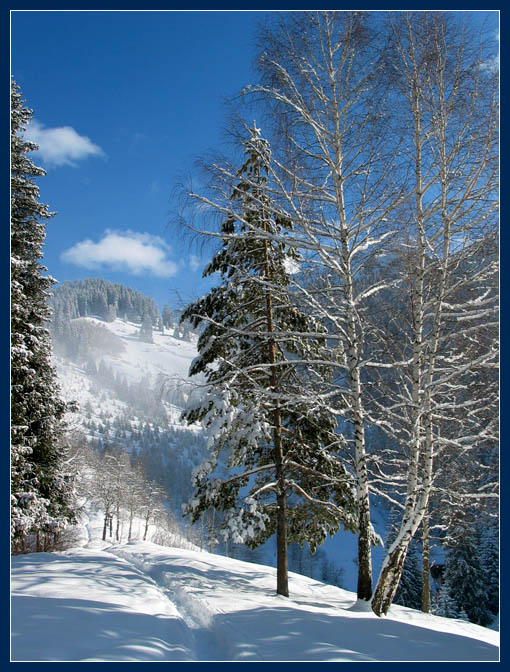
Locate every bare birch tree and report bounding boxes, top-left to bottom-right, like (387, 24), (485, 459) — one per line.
(366, 11), (498, 616)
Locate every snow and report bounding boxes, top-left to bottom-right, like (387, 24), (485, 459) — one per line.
(11, 525), (499, 661)
(25, 315), (498, 661)
(55, 317), (197, 416)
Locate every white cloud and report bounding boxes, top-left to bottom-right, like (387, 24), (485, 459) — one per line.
(24, 119), (105, 167)
(61, 230), (178, 277)
(189, 255), (201, 272)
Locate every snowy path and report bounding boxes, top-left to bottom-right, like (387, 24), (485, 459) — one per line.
(11, 541), (499, 662)
(110, 547), (226, 661)
(11, 548), (194, 661)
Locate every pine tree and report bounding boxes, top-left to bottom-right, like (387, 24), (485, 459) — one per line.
(11, 79), (76, 550)
(162, 304), (173, 329)
(441, 529), (493, 626)
(434, 583), (460, 619)
(394, 539), (422, 610)
(139, 312), (153, 343)
(479, 523), (499, 617)
(181, 124), (356, 597)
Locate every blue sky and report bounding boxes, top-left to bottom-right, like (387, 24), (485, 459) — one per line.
(11, 10), (499, 312)
(11, 10), (266, 310)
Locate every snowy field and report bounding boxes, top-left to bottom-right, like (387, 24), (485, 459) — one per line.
(11, 540), (499, 662)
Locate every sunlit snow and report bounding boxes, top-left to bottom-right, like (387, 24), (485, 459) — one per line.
(11, 511), (499, 662)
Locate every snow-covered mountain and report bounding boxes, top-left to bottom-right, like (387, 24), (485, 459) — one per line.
(54, 315), (208, 511)
(55, 315), (198, 422)
(11, 507), (499, 662)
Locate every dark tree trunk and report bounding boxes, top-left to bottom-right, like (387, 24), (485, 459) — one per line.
(128, 511), (134, 541)
(421, 510), (431, 613)
(143, 510), (150, 541)
(357, 504), (373, 601)
(274, 406), (289, 597)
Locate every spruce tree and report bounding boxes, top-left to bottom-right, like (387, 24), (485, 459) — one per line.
(162, 304), (173, 329)
(434, 583), (460, 619)
(479, 523), (499, 617)
(139, 313), (153, 343)
(441, 529), (493, 626)
(394, 539), (422, 610)
(11, 79), (76, 550)
(181, 124), (356, 597)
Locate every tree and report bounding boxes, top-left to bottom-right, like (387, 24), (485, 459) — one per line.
(439, 528), (492, 626)
(11, 79), (77, 551)
(384, 507), (422, 610)
(241, 10), (497, 615)
(249, 10), (399, 601)
(368, 11), (498, 616)
(139, 312), (153, 343)
(162, 304), (173, 329)
(479, 522), (499, 617)
(181, 124), (357, 597)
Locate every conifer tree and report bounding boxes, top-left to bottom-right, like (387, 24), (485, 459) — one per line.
(11, 79), (76, 550)
(441, 529), (493, 626)
(139, 312), (153, 343)
(393, 539), (422, 610)
(181, 124), (356, 596)
(162, 304), (173, 329)
(479, 523), (499, 617)
(433, 583), (460, 620)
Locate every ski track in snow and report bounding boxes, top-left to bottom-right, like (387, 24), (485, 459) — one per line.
(110, 547), (227, 661)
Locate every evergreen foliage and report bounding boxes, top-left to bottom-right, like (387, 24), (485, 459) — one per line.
(50, 278), (161, 329)
(11, 79), (76, 550)
(479, 523), (499, 616)
(162, 304), (173, 329)
(439, 529), (493, 627)
(181, 124), (356, 596)
(393, 540), (422, 610)
(139, 313), (154, 343)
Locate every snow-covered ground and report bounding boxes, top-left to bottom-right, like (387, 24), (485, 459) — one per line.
(55, 317), (198, 428)
(11, 511), (499, 662)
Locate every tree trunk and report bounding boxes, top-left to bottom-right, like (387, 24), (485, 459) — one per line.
(143, 511), (149, 541)
(102, 512), (109, 541)
(209, 508), (216, 553)
(357, 498), (373, 601)
(421, 510), (431, 613)
(261, 166), (289, 598)
(274, 405), (289, 597)
(371, 542), (409, 616)
(115, 507), (120, 541)
(128, 510), (134, 542)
